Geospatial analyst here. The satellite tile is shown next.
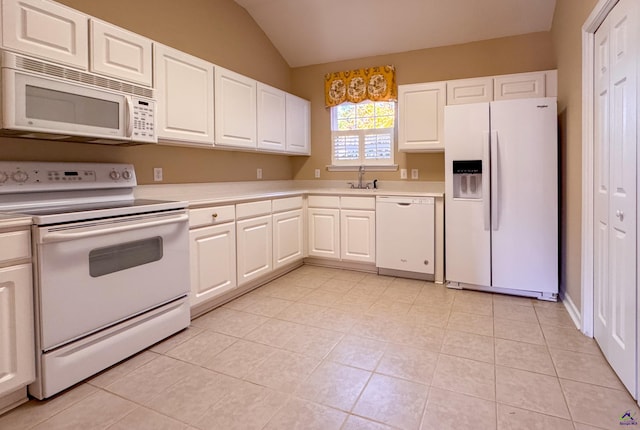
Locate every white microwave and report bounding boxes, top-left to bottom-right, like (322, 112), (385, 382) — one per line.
(0, 51), (156, 145)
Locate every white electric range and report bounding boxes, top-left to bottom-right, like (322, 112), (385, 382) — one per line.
(0, 161), (191, 399)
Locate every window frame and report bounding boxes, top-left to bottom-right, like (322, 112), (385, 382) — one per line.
(330, 100), (396, 167)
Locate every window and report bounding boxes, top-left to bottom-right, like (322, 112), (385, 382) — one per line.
(331, 100), (395, 166)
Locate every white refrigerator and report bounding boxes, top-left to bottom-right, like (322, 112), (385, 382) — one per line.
(444, 97), (558, 300)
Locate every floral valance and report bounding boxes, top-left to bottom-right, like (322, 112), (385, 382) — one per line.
(324, 65), (396, 108)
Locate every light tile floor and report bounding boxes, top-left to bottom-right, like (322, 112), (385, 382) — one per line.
(1, 266), (637, 430)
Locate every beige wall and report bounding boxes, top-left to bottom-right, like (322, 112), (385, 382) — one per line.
(550, 0), (598, 310)
(0, 0), (294, 184)
(290, 32), (555, 182)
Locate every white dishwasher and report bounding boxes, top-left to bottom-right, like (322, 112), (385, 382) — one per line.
(376, 196), (435, 279)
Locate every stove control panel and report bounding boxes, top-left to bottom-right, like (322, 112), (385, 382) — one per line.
(0, 162), (137, 193)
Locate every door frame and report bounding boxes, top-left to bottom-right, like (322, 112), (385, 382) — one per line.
(581, 0), (620, 338)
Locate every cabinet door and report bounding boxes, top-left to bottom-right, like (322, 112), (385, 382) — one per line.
(154, 44), (214, 146)
(446, 77), (493, 105)
(494, 72), (546, 100)
(189, 223), (236, 308)
(307, 208), (340, 260)
(285, 93), (311, 155)
(0, 264), (34, 397)
(257, 83), (286, 152)
(340, 210), (375, 263)
(90, 20), (152, 86)
(1, 0), (88, 69)
(215, 67), (257, 149)
(397, 82), (446, 152)
(236, 215), (272, 286)
(273, 209), (303, 269)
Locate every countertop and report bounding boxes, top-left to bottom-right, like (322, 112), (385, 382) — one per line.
(135, 180), (445, 208)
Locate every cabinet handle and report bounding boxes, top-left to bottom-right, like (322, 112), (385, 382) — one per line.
(212, 213), (218, 218)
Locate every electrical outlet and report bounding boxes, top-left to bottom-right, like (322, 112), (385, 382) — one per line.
(400, 168), (407, 179)
(257, 168), (263, 179)
(411, 169), (419, 179)
(314, 168), (320, 178)
(153, 167), (163, 182)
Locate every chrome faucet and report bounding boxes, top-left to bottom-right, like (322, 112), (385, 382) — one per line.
(348, 166), (373, 189)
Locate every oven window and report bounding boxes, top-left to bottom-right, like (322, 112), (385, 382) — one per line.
(89, 237), (163, 277)
(26, 85), (120, 129)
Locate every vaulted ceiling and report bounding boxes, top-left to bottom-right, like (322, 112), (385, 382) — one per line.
(234, 0), (557, 67)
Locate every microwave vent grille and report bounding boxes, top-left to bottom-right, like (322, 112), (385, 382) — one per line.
(16, 56), (153, 98)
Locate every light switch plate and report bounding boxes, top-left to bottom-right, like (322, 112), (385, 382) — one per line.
(314, 169), (320, 178)
(411, 169), (419, 179)
(257, 168), (263, 179)
(400, 168), (407, 179)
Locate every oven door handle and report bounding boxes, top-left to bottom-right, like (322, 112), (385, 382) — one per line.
(41, 213), (189, 243)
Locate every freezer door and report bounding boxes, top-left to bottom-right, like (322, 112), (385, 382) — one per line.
(489, 97), (558, 295)
(444, 102), (491, 286)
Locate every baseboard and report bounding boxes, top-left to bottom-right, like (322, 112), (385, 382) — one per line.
(303, 258), (377, 273)
(560, 290), (583, 332)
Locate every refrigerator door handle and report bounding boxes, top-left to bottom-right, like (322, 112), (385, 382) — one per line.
(491, 130), (499, 230)
(483, 131), (491, 231)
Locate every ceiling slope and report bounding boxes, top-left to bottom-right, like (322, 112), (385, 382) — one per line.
(234, 0), (557, 67)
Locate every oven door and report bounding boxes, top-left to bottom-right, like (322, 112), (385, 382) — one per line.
(34, 210), (189, 351)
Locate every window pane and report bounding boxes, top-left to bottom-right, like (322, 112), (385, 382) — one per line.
(374, 102), (395, 116)
(375, 116), (394, 128)
(338, 119), (356, 130)
(336, 104), (355, 119)
(364, 132), (392, 160)
(334, 135), (360, 160)
(356, 117), (374, 129)
(356, 103), (375, 118)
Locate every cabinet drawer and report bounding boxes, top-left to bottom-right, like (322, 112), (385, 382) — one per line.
(0, 230), (31, 263)
(308, 195), (340, 208)
(236, 200), (272, 219)
(189, 205), (235, 228)
(272, 196), (303, 212)
(341, 196), (375, 210)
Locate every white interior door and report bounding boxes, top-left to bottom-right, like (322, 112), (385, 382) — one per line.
(593, 0), (638, 397)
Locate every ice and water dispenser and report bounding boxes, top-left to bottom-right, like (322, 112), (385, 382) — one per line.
(452, 160), (482, 199)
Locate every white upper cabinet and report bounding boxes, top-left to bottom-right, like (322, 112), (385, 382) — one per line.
(257, 82), (286, 152)
(447, 77), (493, 105)
(494, 72), (546, 101)
(215, 66), (257, 149)
(1, 0), (88, 69)
(89, 19), (152, 87)
(154, 44), (214, 146)
(398, 81), (446, 152)
(285, 93), (311, 155)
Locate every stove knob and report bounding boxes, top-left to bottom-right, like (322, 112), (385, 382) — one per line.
(12, 170), (28, 183)
(0, 171), (8, 183)
(109, 171), (121, 180)
(122, 170), (132, 180)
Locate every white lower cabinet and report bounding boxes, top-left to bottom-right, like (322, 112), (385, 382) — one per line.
(189, 222), (236, 308)
(188, 205), (236, 308)
(307, 196), (375, 263)
(0, 227), (34, 414)
(237, 214), (273, 286)
(273, 209), (304, 269)
(340, 209), (375, 263)
(307, 208), (341, 260)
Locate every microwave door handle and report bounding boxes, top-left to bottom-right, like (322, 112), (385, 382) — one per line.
(125, 97), (134, 138)
(41, 213), (188, 244)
